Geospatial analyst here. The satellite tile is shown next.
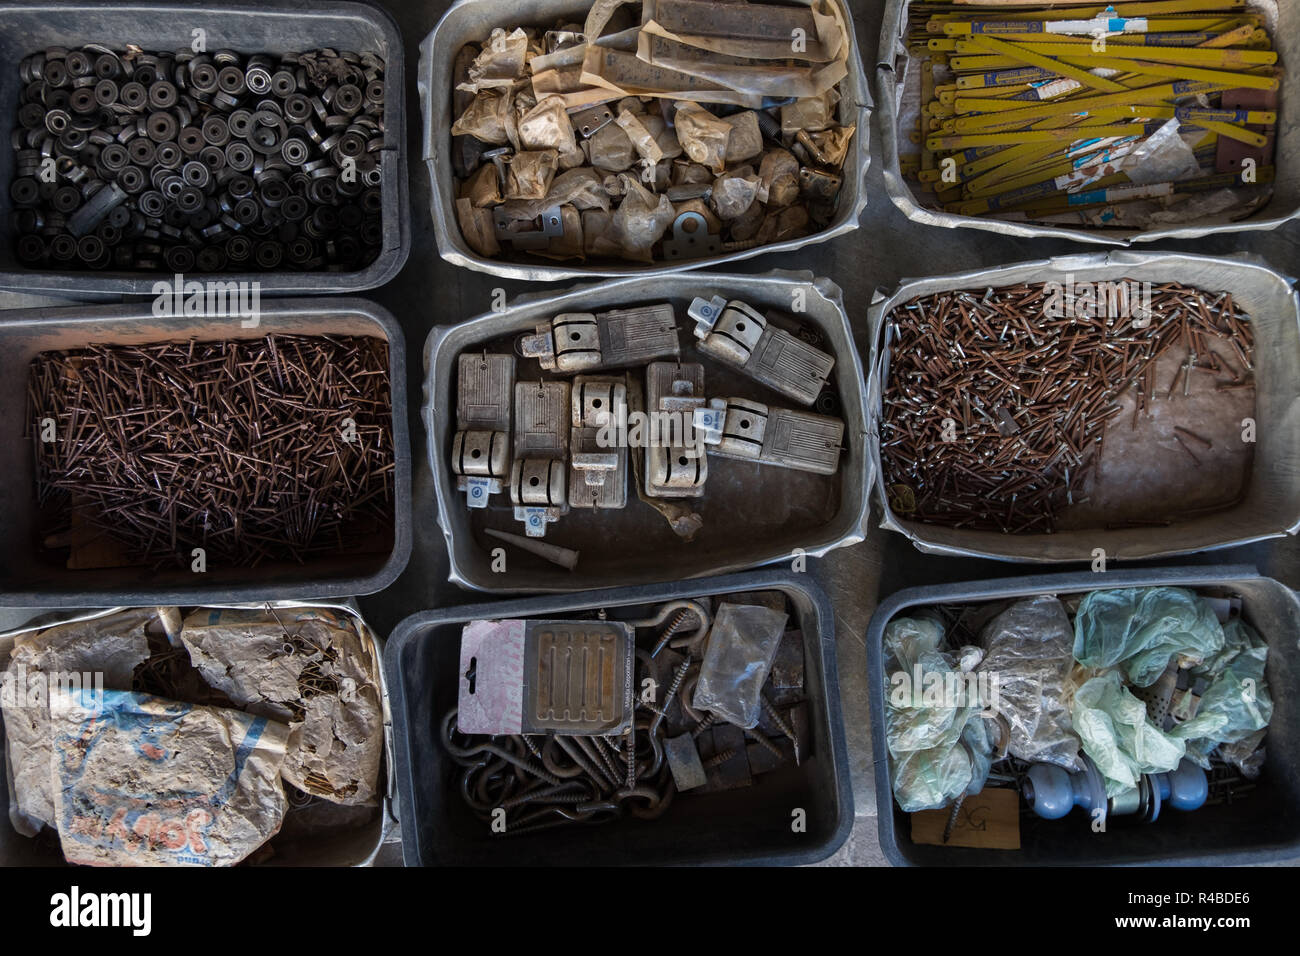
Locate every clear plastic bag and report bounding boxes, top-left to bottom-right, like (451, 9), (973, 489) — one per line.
(883, 614), (993, 811)
(692, 602), (788, 728)
(1071, 670), (1186, 796)
(1171, 618), (1272, 768)
(1073, 586), (1225, 688)
(977, 595), (1082, 770)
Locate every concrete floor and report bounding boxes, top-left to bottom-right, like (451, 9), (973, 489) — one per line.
(1, 0), (1297, 867)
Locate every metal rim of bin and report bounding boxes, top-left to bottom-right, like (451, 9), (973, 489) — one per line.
(420, 0), (873, 281)
(865, 563), (1300, 867)
(0, 296), (412, 606)
(384, 567), (854, 866)
(0, 0), (410, 296)
(875, 0), (1300, 247)
(0, 598), (397, 866)
(423, 269), (873, 593)
(864, 249), (1300, 563)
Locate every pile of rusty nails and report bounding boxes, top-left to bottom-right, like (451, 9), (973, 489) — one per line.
(881, 281), (1255, 534)
(444, 598), (806, 836)
(28, 334), (394, 569)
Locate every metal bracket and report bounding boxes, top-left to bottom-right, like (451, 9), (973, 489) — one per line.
(663, 210), (721, 261)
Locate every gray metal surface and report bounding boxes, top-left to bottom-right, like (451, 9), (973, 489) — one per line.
(3, 0), (1299, 867)
(876, 0), (1300, 247)
(420, 0), (873, 280)
(0, 0), (410, 296)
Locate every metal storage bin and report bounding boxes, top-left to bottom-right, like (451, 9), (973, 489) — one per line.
(0, 0), (409, 296)
(425, 270), (871, 592)
(866, 251), (1300, 563)
(420, 0), (872, 281)
(876, 0), (1300, 246)
(0, 298), (412, 606)
(867, 566), (1300, 866)
(0, 600), (395, 866)
(385, 569), (853, 865)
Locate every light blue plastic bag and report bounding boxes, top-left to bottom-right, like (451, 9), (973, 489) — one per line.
(1071, 671), (1185, 796)
(1172, 618), (1272, 767)
(1073, 587), (1224, 687)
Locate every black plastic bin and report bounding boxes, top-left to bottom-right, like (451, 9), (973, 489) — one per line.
(0, 297), (412, 606)
(385, 569), (854, 865)
(0, 0), (408, 296)
(867, 566), (1300, 866)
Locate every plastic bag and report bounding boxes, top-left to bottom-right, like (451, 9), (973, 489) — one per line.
(692, 602), (788, 728)
(1073, 586), (1225, 687)
(1171, 618), (1272, 768)
(883, 614), (993, 811)
(976, 595), (1082, 770)
(1071, 671), (1185, 796)
(891, 717), (995, 814)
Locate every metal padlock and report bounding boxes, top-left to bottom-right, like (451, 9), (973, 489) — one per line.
(645, 361), (707, 498)
(512, 381), (570, 535)
(519, 303), (680, 372)
(689, 295), (835, 407)
(569, 375), (628, 510)
(708, 397), (844, 475)
(453, 352), (514, 508)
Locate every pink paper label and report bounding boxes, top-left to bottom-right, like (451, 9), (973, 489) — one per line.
(457, 619), (526, 735)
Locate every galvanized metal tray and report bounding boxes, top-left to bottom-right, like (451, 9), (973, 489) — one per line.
(425, 270), (871, 592)
(420, 0), (873, 280)
(0, 599), (396, 867)
(876, 0), (1300, 246)
(866, 251), (1300, 563)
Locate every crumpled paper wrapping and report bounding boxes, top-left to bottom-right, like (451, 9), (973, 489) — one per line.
(517, 95), (582, 171)
(457, 27), (531, 92)
(501, 167), (611, 220)
(506, 149), (559, 200)
(616, 107), (665, 164)
(179, 607), (384, 806)
(49, 689), (290, 867)
(1, 608), (160, 835)
(609, 173), (675, 260)
(451, 90), (515, 146)
(760, 148), (801, 206)
(456, 197), (501, 257)
(673, 101), (732, 174)
(711, 167), (761, 220)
